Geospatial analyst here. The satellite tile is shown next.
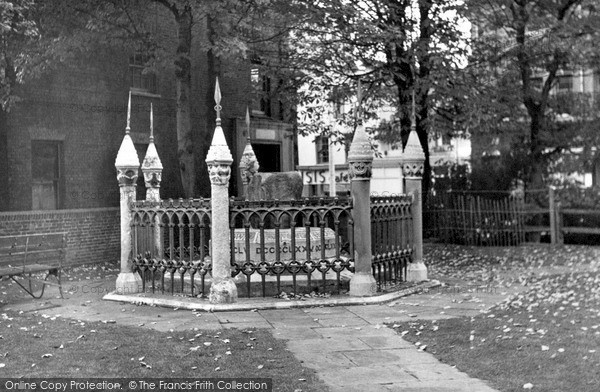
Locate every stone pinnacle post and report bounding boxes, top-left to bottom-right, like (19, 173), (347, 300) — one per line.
(403, 129), (427, 282)
(142, 102), (163, 258)
(239, 107), (259, 200)
(115, 91), (143, 294)
(348, 123), (377, 296)
(206, 78), (237, 304)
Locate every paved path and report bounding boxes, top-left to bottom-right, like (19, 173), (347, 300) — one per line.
(4, 277), (519, 391)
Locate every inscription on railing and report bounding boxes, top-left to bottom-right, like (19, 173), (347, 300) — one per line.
(232, 228), (338, 262)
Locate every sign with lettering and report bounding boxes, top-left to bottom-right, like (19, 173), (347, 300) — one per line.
(232, 228), (339, 263)
(299, 169), (350, 185)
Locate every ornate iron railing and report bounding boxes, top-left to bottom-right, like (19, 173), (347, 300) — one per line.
(130, 198), (212, 296)
(370, 195), (414, 289)
(129, 195), (414, 298)
(229, 197), (354, 297)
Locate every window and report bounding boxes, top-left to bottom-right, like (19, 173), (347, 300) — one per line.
(251, 67), (272, 117)
(31, 141), (63, 210)
(557, 75), (573, 92)
(130, 51), (157, 94)
(315, 135), (329, 164)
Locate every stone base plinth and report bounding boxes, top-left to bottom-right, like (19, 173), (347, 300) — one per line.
(115, 272), (142, 295)
(349, 272), (377, 297)
(209, 279), (238, 304)
(407, 262), (428, 282)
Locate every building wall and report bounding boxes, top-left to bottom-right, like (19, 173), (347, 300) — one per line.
(0, 208), (119, 266)
(1, 5), (295, 210)
(297, 132), (470, 196)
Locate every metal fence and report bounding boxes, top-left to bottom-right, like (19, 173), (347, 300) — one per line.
(371, 195), (413, 289)
(130, 198), (212, 296)
(425, 188), (600, 246)
(425, 191), (524, 246)
(129, 195), (414, 298)
(229, 197), (354, 297)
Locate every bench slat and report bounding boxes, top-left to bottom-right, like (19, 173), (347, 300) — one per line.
(0, 249), (64, 268)
(0, 233), (66, 299)
(0, 233), (66, 255)
(0, 264), (57, 276)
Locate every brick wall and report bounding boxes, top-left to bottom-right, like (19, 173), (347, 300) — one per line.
(0, 208), (120, 267)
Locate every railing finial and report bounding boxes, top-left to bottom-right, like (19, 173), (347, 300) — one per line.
(411, 88), (416, 133)
(126, 90), (132, 134)
(149, 102), (154, 142)
(245, 106), (251, 142)
(214, 77), (222, 126)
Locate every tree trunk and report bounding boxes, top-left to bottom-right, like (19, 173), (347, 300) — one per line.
(174, 5), (195, 198)
(0, 108), (8, 210)
(528, 109), (545, 188)
(417, 0), (433, 197)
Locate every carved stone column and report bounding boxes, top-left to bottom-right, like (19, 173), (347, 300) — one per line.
(207, 79), (237, 304)
(142, 103), (163, 258)
(348, 124), (377, 296)
(403, 130), (427, 281)
(115, 97), (142, 294)
(239, 109), (259, 199)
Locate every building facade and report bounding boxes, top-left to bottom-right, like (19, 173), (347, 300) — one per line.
(297, 129), (470, 197)
(0, 6), (295, 212)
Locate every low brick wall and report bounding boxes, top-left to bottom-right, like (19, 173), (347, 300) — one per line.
(0, 207), (120, 267)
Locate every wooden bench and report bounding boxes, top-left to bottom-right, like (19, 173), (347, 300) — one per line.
(0, 233), (66, 299)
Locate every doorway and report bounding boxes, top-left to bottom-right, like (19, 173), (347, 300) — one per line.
(253, 143), (281, 172)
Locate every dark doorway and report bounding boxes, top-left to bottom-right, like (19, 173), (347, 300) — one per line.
(253, 143), (281, 172)
(31, 141), (64, 210)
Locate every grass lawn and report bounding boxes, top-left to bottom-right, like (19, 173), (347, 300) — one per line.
(0, 261), (120, 305)
(392, 245), (600, 392)
(1, 262), (326, 391)
(0, 309), (326, 391)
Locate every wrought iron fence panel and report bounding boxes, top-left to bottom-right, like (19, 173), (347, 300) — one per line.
(229, 197), (354, 297)
(370, 195), (414, 289)
(130, 198), (212, 296)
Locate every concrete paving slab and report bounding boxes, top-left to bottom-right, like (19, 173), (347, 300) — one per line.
(403, 362), (472, 381)
(287, 337), (372, 353)
(314, 316), (370, 327)
(215, 311), (268, 324)
(301, 306), (357, 315)
(318, 365), (417, 386)
(270, 327), (322, 340)
(265, 317), (322, 328)
(384, 379), (498, 392)
(358, 335), (415, 350)
(340, 348), (406, 366)
(328, 383), (391, 392)
(313, 326), (394, 339)
(258, 308), (307, 318)
(292, 350), (355, 369)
